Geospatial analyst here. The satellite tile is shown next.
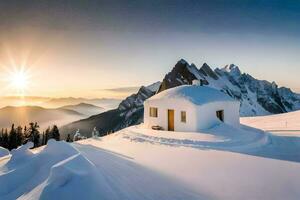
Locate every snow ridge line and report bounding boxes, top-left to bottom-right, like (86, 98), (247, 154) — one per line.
(120, 127), (270, 153)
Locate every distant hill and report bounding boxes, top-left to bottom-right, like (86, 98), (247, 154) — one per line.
(59, 103), (105, 117)
(0, 96), (121, 111)
(43, 97), (121, 110)
(0, 106), (85, 130)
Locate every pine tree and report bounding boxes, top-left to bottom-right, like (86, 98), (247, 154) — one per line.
(8, 124), (17, 150)
(41, 131), (45, 145)
(16, 126), (23, 147)
(45, 126), (50, 144)
(0, 128), (4, 147)
(2, 129), (9, 149)
(23, 125), (30, 144)
(66, 134), (72, 142)
(92, 127), (100, 138)
(28, 122), (40, 148)
(51, 125), (60, 141)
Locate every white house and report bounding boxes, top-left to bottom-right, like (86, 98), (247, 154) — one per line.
(144, 82), (240, 132)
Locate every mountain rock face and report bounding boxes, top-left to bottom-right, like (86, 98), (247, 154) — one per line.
(61, 59), (300, 137)
(157, 60), (300, 116)
(118, 86), (154, 111)
(157, 59), (199, 93)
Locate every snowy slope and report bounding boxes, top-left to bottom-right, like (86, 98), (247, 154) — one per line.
(0, 139), (202, 200)
(241, 110), (300, 136)
(78, 125), (300, 200)
(1, 121), (300, 200)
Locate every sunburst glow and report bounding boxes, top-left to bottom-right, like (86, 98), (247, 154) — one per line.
(10, 70), (28, 90)
(3, 66), (32, 97)
(0, 47), (37, 97)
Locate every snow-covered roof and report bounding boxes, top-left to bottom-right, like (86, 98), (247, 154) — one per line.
(147, 85), (237, 105)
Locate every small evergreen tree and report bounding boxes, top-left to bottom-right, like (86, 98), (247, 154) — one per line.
(66, 134), (72, 142)
(44, 126), (50, 144)
(28, 122), (40, 148)
(41, 131), (45, 145)
(16, 125), (23, 147)
(73, 129), (82, 141)
(8, 124), (17, 150)
(0, 128), (4, 147)
(51, 125), (60, 141)
(2, 129), (9, 149)
(91, 127), (100, 138)
(23, 125), (30, 144)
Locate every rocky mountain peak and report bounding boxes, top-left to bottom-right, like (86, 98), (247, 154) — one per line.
(178, 58), (188, 65)
(199, 63), (219, 80)
(222, 64), (242, 77)
(157, 59), (197, 93)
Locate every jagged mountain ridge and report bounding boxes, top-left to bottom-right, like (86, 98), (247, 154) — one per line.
(159, 59), (300, 116)
(60, 59), (300, 137)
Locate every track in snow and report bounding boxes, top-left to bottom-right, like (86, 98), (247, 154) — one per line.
(72, 143), (205, 200)
(119, 125), (300, 163)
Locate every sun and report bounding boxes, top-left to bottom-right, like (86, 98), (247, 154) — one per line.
(5, 67), (32, 96)
(11, 70), (28, 90)
(0, 50), (36, 97)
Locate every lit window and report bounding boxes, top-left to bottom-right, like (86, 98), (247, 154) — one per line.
(181, 111), (186, 123)
(150, 107), (158, 117)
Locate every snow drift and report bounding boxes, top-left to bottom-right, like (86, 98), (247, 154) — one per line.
(37, 154), (114, 200)
(0, 140), (79, 200)
(1, 111), (300, 200)
(0, 139), (202, 200)
(78, 124), (300, 200)
(0, 146), (9, 158)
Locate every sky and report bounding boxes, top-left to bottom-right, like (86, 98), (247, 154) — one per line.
(0, 0), (299, 98)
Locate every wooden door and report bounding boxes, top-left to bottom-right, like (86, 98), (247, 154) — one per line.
(168, 109), (174, 131)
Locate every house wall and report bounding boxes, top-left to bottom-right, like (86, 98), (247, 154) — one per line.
(196, 101), (240, 130)
(144, 99), (198, 132)
(144, 99), (240, 132)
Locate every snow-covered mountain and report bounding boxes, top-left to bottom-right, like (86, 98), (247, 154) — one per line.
(158, 59), (300, 116)
(61, 59), (300, 137)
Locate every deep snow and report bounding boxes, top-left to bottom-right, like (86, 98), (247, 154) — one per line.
(241, 110), (300, 135)
(0, 139), (202, 200)
(149, 85), (236, 105)
(0, 114), (300, 200)
(78, 125), (300, 200)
